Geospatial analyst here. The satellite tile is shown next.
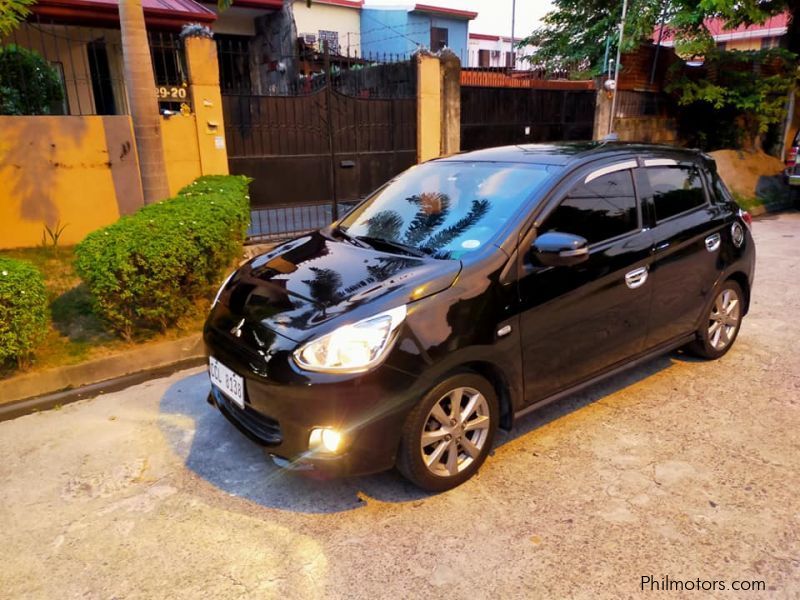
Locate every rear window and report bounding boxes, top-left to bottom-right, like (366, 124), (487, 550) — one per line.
(637, 166), (706, 221)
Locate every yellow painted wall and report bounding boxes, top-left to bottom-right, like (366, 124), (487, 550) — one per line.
(0, 115), (143, 249)
(417, 54), (441, 163)
(292, 0), (361, 55)
(161, 114), (202, 195)
(724, 38), (763, 51)
(185, 37), (229, 176)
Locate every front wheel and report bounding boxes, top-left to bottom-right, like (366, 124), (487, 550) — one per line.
(686, 280), (744, 359)
(397, 373), (499, 493)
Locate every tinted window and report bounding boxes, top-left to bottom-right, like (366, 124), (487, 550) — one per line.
(339, 162), (554, 260)
(639, 166), (706, 221)
(540, 170), (638, 244)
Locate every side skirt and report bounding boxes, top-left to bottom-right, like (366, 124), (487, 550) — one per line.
(513, 334), (695, 422)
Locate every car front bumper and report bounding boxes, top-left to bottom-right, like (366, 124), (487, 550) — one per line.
(204, 338), (421, 478)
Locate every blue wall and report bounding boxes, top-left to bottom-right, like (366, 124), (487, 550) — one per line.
(360, 8), (469, 62)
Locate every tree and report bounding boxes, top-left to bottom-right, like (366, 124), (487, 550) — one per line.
(521, 0), (799, 72)
(0, 0), (36, 37)
(118, 0), (169, 204)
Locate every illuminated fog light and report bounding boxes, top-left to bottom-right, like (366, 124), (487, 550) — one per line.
(309, 428), (343, 453)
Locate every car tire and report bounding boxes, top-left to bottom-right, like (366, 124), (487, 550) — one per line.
(686, 280), (745, 360)
(396, 372), (499, 493)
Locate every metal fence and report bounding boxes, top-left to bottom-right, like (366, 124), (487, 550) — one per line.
(219, 47), (417, 243)
(247, 201), (359, 243)
(0, 16), (187, 116)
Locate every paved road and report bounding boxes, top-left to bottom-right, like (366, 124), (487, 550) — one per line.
(2, 213), (799, 599)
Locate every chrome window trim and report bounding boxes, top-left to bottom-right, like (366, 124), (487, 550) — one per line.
(584, 160), (638, 183)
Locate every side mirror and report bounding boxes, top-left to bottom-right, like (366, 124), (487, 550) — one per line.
(531, 231), (589, 267)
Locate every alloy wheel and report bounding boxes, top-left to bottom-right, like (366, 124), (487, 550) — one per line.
(420, 387), (491, 477)
(708, 287), (741, 351)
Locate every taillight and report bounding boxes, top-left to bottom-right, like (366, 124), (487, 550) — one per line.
(739, 209), (752, 229)
(786, 147), (797, 167)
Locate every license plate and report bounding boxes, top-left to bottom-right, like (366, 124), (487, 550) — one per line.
(209, 356), (245, 409)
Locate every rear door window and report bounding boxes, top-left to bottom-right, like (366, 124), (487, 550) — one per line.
(540, 169), (638, 245)
(638, 166), (707, 222)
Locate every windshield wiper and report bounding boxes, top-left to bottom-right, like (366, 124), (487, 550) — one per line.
(354, 236), (430, 258)
(335, 226), (373, 249)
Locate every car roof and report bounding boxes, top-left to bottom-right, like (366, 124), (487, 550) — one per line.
(436, 142), (703, 167)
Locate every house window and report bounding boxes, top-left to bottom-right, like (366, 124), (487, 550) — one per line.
(478, 49), (490, 67)
(319, 30), (340, 53)
(716, 41), (727, 51)
(504, 51), (516, 68)
(431, 27), (448, 51)
(761, 36), (779, 49)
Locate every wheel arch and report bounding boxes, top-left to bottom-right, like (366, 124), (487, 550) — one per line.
(725, 271), (751, 315)
(459, 361), (515, 431)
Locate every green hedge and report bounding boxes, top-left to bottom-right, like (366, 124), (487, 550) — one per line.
(75, 175), (251, 339)
(0, 258), (48, 365)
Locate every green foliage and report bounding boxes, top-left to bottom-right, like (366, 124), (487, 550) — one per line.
(667, 48), (796, 148)
(0, 44), (64, 115)
(0, 0), (36, 37)
(41, 221), (68, 253)
(521, 0), (665, 73)
(521, 0), (793, 72)
(74, 175), (251, 340)
(0, 257), (48, 366)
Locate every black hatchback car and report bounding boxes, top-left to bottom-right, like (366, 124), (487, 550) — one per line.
(204, 143), (755, 492)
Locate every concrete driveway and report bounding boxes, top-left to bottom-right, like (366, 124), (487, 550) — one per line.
(1, 213), (798, 599)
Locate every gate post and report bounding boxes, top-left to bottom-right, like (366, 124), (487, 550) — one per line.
(439, 49), (461, 156)
(184, 35), (229, 175)
(416, 52), (441, 163)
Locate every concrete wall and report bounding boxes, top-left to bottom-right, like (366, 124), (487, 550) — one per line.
(0, 36), (229, 249)
(0, 115), (142, 249)
(292, 0), (361, 55)
(361, 8), (414, 56)
(417, 53), (441, 162)
(360, 9), (469, 59)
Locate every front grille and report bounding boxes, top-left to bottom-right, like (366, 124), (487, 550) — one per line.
(212, 387), (283, 446)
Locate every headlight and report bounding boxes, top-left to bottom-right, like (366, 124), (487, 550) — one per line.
(293, 305), (407, 373)
(212, 270), (236, 308)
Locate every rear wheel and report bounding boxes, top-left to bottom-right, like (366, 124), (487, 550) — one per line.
(686, 280), (744, 359)
(397, 372), (498, 492)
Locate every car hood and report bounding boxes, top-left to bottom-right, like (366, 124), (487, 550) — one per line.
(220, 232), (462, 342)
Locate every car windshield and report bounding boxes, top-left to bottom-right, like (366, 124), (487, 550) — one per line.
(338, 161), (554, 260)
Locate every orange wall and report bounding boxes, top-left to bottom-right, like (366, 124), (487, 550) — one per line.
(0, 115), (143, 249)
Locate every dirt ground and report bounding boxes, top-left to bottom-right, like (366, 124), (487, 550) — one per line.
(710, 149), (786, 200)
(0, 213), (798, 599)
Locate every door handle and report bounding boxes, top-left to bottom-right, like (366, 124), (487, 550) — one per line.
(705, 233), (721, 252)
(653, 241), (670, 252)
(625, 266), (649, 289)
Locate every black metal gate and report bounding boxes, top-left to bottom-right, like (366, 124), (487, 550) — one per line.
(460, 87), (596, 151)
(221, 55), (417, 241)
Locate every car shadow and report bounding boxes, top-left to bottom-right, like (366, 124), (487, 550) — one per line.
(159, 352), (688, 514)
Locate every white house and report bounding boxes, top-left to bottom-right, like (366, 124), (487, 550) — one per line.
(467, 33), (533, 69)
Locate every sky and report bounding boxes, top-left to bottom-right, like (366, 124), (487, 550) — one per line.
(363, 0), (554, 39)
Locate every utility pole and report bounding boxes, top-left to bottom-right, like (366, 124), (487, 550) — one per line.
(510, 0), (516, 68)
(609, 0), (629, 135)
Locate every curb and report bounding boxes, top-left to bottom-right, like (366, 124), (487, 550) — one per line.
(0, 334), (206, 421)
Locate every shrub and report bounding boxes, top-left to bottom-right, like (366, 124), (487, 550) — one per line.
(75, 175), (251, 339)
(0, 258), (48, 366)
(0, 44), (64, 115)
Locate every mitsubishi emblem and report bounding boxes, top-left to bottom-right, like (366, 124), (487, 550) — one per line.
(230, 318), (245, 338)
